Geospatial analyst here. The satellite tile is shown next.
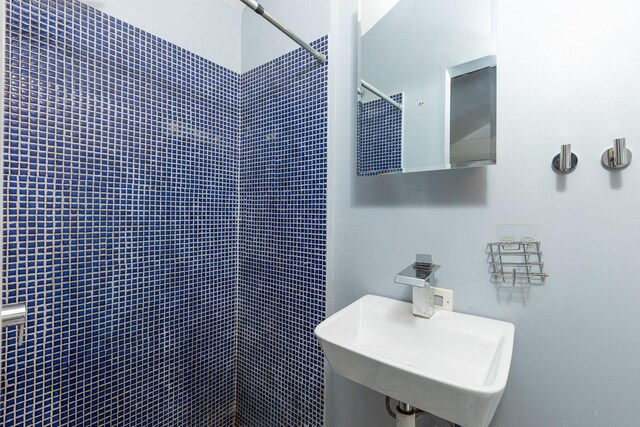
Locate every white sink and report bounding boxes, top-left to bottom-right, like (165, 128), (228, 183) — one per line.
(315, 295), (514, 427)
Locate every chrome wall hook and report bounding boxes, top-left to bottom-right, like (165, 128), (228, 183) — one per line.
(602, 137), (632, 171)
(551, 144), (578, 174)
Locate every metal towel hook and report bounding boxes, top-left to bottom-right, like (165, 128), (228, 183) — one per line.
(602, 137), (632, 171)
(552, 144), (578, 174)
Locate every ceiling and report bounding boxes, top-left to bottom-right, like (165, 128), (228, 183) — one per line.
(217, 0), (246, 13)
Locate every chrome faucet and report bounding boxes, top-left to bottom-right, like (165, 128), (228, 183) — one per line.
(394, 254), (440, 318)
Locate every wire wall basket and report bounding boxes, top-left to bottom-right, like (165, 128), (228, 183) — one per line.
(486, 239), (548, 286)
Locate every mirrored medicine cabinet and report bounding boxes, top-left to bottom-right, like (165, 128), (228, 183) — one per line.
(357, 0), (497, 176)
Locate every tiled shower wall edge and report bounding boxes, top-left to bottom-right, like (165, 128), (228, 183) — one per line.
(325, 20), (337, 427)
(0, 0), (5, 369)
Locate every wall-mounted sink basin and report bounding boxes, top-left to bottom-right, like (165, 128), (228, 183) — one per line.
(315, 295), (514, 427)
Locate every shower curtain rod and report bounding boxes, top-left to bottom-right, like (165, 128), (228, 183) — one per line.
(359, 80), (403, 110)
(240, 0), (326, 64)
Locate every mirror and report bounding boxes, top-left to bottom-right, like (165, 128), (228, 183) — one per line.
(357, 0), (497, 175)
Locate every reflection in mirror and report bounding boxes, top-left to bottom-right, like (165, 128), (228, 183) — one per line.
(357, 0), (496, 175)
(357, 93), (404, 176)
(448, 56), (496, 168)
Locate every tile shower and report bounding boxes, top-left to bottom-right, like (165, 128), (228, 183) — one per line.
(1, 0), (327, 425)
(357, 93), (403, 176)
(238, 39), (327, 426)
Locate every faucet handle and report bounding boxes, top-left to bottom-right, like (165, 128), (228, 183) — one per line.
(415, 253), (432, 265)
(414, 254), (434, 275)
(416, 254), (432, 263)
(395, 255), (440, 288)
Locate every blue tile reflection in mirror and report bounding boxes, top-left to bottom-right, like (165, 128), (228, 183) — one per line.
(358, 0), (496, 175)
(357, 93), (404, 176)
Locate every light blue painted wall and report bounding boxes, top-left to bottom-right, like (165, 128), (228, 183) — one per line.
(329, 0), (640, 426)
(79, 0), (242, 71)
(240, 0), (329, 72)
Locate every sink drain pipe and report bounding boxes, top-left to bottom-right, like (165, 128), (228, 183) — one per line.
(385, 396), (460, 427)
(385, 396), (422, 427)
(395, 401), (417, 427)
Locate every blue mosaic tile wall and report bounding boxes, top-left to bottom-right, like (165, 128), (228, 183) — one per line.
(237, 37), (328, 427)
(1, 1), (239, 426)
(357, 93), (403, 176)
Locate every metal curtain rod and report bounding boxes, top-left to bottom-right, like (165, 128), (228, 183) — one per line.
(240, 0), (326, 64)
(360, 80), (403, 110)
